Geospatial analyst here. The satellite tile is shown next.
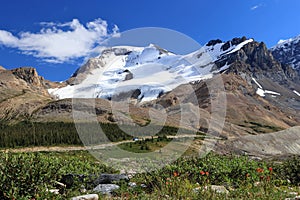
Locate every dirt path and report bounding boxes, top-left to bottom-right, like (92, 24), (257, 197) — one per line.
(2, 134), (206, 153)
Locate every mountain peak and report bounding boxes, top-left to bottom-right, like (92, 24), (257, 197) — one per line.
(272, 34), (300, 48)
(11, 67), (43, 87)
(271, 34), (300, 74)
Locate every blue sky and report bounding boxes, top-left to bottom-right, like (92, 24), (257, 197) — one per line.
(0, 0), (299, 81)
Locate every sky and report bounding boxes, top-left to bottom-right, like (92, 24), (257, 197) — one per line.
(0, 0), (299, 81)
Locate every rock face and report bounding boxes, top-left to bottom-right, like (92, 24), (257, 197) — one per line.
(271, 35), (300, 75)
(93, 184), (120, 195)
(0, 67), (56, 121)
(215, 38), (299, 84)
(67, 47), (135, 85)
(11, 67), (44, 87)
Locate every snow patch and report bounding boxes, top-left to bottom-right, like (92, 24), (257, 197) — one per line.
(253, 77), (280, 97)
(252, 78), (263, 89)
(256, 89), (281, 97)
(226, 39), (253, 54)
(256, 88), (265, 97)
(293, 90), (300, 97)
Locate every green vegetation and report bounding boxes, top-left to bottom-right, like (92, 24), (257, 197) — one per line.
(0, 121), (200, 148)
(0, 151), (116, 200)
(0, 122), (133, 148)
(119, 153), (300, 199)
(0, 151), (299, 199)
(239, 121), (283, 134)
(118, 135), (173, 153)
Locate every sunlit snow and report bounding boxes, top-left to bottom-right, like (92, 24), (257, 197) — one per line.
(49, 41), (253, 102)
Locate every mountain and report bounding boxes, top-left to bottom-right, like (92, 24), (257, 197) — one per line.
(0, 67), (60, 121)
(1, 37), (299, 139)
(271, 35), (300, 75)
(48, 39), (256, 101)
(44, 37), (299, 136)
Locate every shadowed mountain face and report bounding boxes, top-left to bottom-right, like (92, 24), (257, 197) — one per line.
(271, 35), (300, 76)
(0, 37), (299, 140)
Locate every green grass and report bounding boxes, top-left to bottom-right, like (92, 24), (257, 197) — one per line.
(118, 135), (205, 155)
(118, 136), (173, 153)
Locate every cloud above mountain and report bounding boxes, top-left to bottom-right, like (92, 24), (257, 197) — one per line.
(250, 3), (263, 10)
(0, 18), (119, 63)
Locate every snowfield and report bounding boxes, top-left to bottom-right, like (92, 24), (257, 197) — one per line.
(49, 40), (254, 101)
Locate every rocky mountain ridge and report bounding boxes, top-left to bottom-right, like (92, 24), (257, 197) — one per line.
(271, 35), (300, 75)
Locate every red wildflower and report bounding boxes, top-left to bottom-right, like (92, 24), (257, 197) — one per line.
(205, 171), (209, 176)
(200, 170), (205, 175)
(268, 167), (273, 172)
(256, 168), (264, 173)
(173, 171), (179, 177)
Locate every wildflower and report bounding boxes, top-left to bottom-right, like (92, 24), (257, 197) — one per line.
(256, 168), (264, 173)
(205, 171), (209, 176)
(166, 178), (172, 185)
(173, 171), (179, 177)
(268, 167), (273, 172)
(200, 170), (205, 175)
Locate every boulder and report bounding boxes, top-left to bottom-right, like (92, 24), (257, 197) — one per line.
(210, 185), (229, 194)
(128, 182), (137, 187)
(93, 184), (120, 194)
(71, 194), (99, 200)
(94, 174), (129, 185)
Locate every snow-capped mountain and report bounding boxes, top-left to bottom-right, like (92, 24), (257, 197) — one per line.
(271, 34), (300, 74)
(0, 36), (299, 137)
(48, 38), (254, 101)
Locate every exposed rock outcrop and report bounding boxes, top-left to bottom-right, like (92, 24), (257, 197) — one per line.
(271, 35), (300, 75)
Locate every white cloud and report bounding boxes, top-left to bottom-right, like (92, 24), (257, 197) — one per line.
(0, 18), (119, 63)
(250, 4), (263, 10)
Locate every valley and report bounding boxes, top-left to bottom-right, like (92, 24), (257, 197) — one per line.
(0, 35), (300, 199)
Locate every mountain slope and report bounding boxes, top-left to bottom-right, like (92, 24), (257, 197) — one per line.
(48, 39), (254, 101)
(0, 67), (61, 122)
(271, 35), (300, 75)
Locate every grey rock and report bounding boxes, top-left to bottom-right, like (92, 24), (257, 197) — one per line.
(210, 185), (229, 194)
(128, 182), (137, 187)
(124, 70), (133, 81)
(71, 194), (99, 200)
(94, 174), (129, 185)
(93, 184), (120, 194)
